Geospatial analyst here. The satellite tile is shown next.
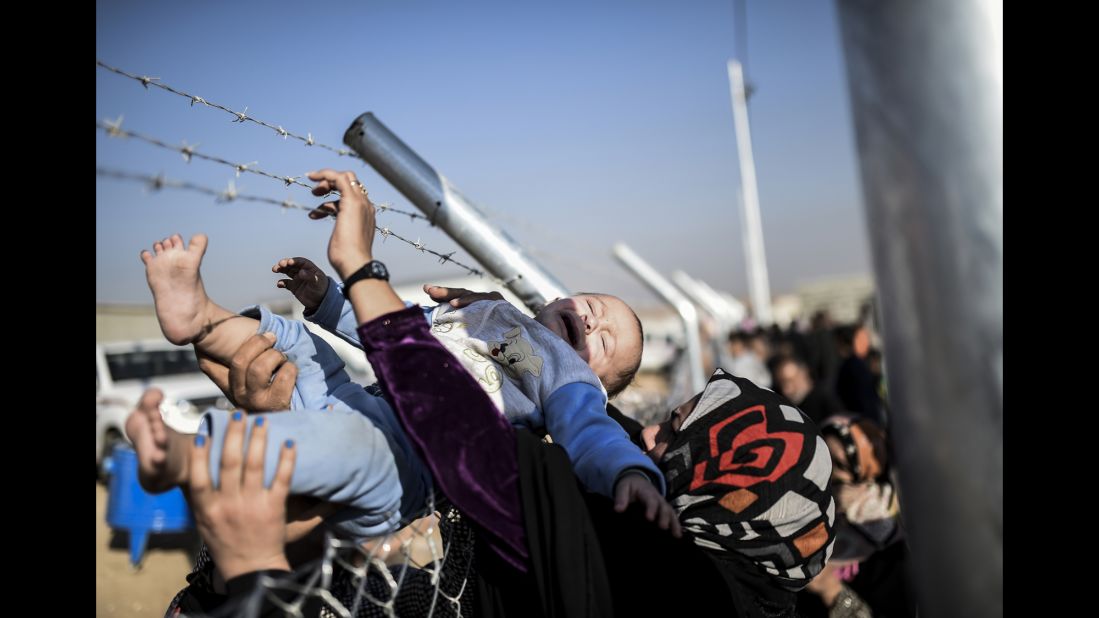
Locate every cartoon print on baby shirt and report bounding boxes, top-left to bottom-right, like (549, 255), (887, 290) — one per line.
(489, 326), (544, 379)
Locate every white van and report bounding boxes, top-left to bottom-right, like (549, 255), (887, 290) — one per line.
(95, 340), (230, 479)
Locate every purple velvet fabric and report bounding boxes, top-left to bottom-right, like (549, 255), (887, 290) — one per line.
(357, 306), (529, 571)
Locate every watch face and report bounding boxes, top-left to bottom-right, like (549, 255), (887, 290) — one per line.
(370, 261), (389, 279)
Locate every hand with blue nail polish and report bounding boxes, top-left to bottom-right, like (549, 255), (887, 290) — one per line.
(188, 405), (298, 581)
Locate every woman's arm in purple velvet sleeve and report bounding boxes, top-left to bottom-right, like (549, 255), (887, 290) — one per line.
(311, 166), (528, 570)
(357, 306), (529, 571)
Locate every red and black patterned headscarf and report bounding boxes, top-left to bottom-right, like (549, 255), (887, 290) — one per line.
(660, 369), (836, 590)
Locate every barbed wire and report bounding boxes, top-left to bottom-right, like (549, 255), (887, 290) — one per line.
(97, 118), (432, 224)
(97, 59), (356, 158)
(97, 167), (310, 212)
(97, 167), (492, 279)
(98, 118), (316, 190)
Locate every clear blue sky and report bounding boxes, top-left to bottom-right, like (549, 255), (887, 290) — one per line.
(96, 0), (870, 310)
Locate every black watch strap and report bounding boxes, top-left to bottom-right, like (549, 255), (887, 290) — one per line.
(342, 260), (389, 298)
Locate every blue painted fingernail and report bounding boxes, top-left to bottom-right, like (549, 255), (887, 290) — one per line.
(232, 411), (242, 421)
(255, 416), (265, 427)
(195, 435), (206, 447)
(285, 440), (294, 448)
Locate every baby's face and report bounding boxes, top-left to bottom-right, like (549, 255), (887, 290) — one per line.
(535, 294), (642, 389)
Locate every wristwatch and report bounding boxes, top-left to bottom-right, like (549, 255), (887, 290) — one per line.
(342, 260), (389, 298)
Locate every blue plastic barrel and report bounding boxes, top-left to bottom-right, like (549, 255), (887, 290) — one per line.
(105, 445), (194, 566)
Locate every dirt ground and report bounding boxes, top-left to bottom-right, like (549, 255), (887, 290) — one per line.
(96, 483), (195, 617)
